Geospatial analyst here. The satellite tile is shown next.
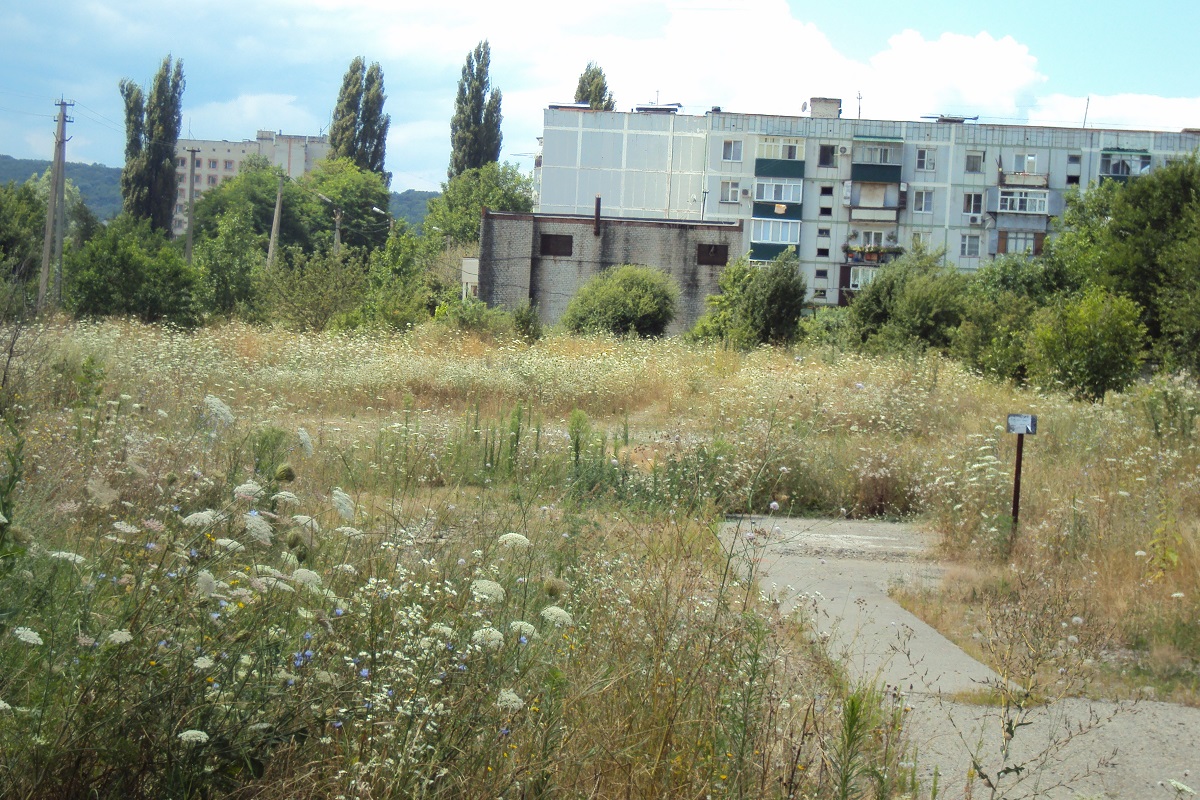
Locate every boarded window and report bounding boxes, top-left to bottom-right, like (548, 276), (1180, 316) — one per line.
(697, 243), (729, 266)
(540, 234), (573, 256)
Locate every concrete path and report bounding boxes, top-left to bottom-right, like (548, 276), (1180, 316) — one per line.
(722, 516), (1200, 799)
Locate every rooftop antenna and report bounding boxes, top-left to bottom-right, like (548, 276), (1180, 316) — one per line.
(857, 91), (862, 119)
(1082, 96), (1090, 128)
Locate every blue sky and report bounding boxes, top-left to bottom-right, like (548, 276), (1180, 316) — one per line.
(2, 0), (1199, 192)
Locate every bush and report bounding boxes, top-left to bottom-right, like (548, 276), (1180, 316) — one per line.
(692, 250), (807, 347)
(560, 264), (679, 337)
(258, 246), (367, 331)
(848, 250), (966, 353)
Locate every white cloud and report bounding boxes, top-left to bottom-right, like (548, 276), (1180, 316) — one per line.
(184, 94), (325, 141)
(1030, 93), (1200, 131)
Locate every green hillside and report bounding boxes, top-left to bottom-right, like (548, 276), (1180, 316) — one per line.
(390, 189), (438, 227)
(0, 155), (123, 220)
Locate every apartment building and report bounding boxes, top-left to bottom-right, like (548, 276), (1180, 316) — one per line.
(172, 130), (330, 235)
(535, 99), (1200, 304)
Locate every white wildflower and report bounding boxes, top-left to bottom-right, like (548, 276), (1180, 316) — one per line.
(259, 577), (295, 593)
(243, 513), (273, 545)
(470, 579), (505, 603)
(215, 538), (245, 553)
(0, 700), (10, 713)
(292, 515), (319, 534)
(193, 656), (215, 670)
(48, 551), (86, 565)
(182, 510), (217, 528)
(178, 729), (209, 744)
(195, 570), (217, 598)
(429, 623), (454, 639)
(1135, 550), (1147, 557)
(1172, 592), (1186, 599)
(252, 564), (285, 578)
(113, 521), (140, 534)
(471, 626), (504, 650)
(105, 629), (133, 646)
(497, 532), (531, 549)
(156, 409), (169, 419)
(331, 488), (355, 521)
(509, 620), (538, 640)
(13, 627), (43, 646)
(1071, 616), (1084, 626)
(540, 606), (573, 627)
(234, 481), (263, 500)
(297, 428), (314, 457)
(203, 395), (234, 426)
(272, 491), (300, 506)
(335, 526), (363, 539)
(292, 568), (322, 589)
(334, 563), (357, 574)
(496, 689), (525, 713)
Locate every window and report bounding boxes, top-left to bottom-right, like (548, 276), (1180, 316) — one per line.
(754, 178), (802, 203)
(1066, 175), (1081, 185)
(540, 234), (573, 256)
(820, 185), (834, 196)
(861, 230), (885, 248)
(1005, 231), (1037, 254)
(998, 190), (1048, 214)
(1100, 152), (1151, 176)
(849, 266), (876, 290)
(816, 247), (830, 258)
(208, 159), (218, 169)
(819, 206), (832, 217)
(916, 148), (936, 171)
(960, 234), (981, 257)
(818, 144), (836, 167)
(194, 158), (202, 168)
(175, 203), (183, 214)
(697, 244), (729, 265)
(1012, 153), (1037, 173)
(965, 151), (984, 173)
(963, 193), (983, 214)
(757, 137), (802, 160)
(854, 145), (899, 164)
(722, 140), (742, 161)
(817, 228), (831, 238)
(720, 180), (740, 202)
(178, 187), (186, 198)
(911, 231), (931, 249)
(193, 174), (201, 184)
(815, 269), (829, 279)
(224, 159), (235, 170)
(1067, 153), (1082, 166)
(812, 289), (828, 299)
(207, 175), (218, 186)
(750, 218), (800, 244)
(177, 157), (185, 167)
(913, 190), (933, 213)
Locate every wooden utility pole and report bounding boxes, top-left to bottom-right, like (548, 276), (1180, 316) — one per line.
(185, 147), (200, 264)
(267, 174), (284, 268)
(38, 99), (72, 312)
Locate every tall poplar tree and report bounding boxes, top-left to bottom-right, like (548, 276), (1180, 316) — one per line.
(449, 41), (502, 178)
(119, 56), (184, 233)
(329, 58), (391, 184)
(574, 62), (616, 111)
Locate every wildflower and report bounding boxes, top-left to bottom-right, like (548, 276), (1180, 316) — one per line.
(113, 521), (140, 534)
(272, 491), (300, 506)
(13, 627), (43, 646)
(470, 579), (506, 603)
(1172, 592), (1186, 599)
(292, 568), (322, 589)
(243, 513), (273, 545)
(429, 623), (454, 639)
(48, 550), (86, 565)
(259, 577), (295, 593)
(509, 621), (537, 640)
(769, 501), (780, 512)
(331, 488), (355, 521)
(497, 532), (531, 549)
(0, 700), (10, 713)
(1071, 616), (1084, 626)
(177, 729), (209, 744)
(203, 395), (234, 426)
(1135, 550), (1147, 557)
(234, 481), (263, 500)
(193, 656), (215, 670)
(472, 627), (504, 650)
(335, 526), (363, 539)
(215, 538), (245, 553)
(496, 689), (525, 713)
(195, 570), (216, 597)
(297, 428), (314, 457)
(540, 606), (573, 627)
(106, 630), (133, 646)
(292, 515), (320, 534)
(182, 510), (217, 527)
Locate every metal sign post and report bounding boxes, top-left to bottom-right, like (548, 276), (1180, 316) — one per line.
(1006, 414), (1037, 553)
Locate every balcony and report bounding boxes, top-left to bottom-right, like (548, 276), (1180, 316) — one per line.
(850, 207), (898, 222)
(842, 244), (905, 265)
(999, 170), (1048, 188)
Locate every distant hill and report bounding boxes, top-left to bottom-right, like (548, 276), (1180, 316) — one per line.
(0, 155), (123, 220)
(390, 189), (438, 228)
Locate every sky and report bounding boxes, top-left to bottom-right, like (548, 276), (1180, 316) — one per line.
(3, 0), (1200, 193)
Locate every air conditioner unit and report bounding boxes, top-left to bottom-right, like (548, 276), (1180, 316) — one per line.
(741, 188), (750, 197)
(968, 214), (982, 225)
(839, 146), (848, 155)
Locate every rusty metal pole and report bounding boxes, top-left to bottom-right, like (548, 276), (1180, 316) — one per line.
(1010, 432), (1025, 553)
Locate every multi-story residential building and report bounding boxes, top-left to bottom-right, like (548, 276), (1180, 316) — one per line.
(172, 130), (330, 236)
(535, 98), (1200, 304)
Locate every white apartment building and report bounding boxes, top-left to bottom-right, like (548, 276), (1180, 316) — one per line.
(172, 130), (330, 235)
(535, 99), (1200, 304)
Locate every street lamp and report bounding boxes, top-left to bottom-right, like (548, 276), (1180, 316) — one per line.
(316, 193), (343, 254)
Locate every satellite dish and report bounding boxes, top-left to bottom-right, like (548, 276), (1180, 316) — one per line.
(802, 101), (808, 112)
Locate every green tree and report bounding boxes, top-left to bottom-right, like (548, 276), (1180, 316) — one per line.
(848, 249), (966, 352)
(449, 41), (503, 178)
(692, 250), (807, 347)
(64, 214), (202, 326)
(194, 211), (264, 318)
(0, 181), (45, 280)
(328, 58), (391, 183)
(119, 56), (184, 233)
(300, 158), (392, 252)
(422, 162), (532, 246)
(191, 155), (322, 254)
(575, 62), (615, 111)
(561, 264), (679, 337)
(258, 246), (367, 331)
(1026, 286), (1146, 401)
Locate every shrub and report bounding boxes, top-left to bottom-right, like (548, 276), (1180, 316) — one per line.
(259, 246), (367, 331)
(561, 264), (679, 337)
(692, 250), (807, 347)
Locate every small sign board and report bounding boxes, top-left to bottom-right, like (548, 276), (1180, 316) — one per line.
(1006, 414), (1037, 435)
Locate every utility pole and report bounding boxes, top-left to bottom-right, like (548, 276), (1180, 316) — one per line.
(38, 99), (72, 312)
(267, 173), (284, 268)
(185, 147), (200, 264)
(332, 207), (343, 255)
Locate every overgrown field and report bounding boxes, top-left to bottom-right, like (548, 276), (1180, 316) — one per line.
(0, 319), (1196, 797)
